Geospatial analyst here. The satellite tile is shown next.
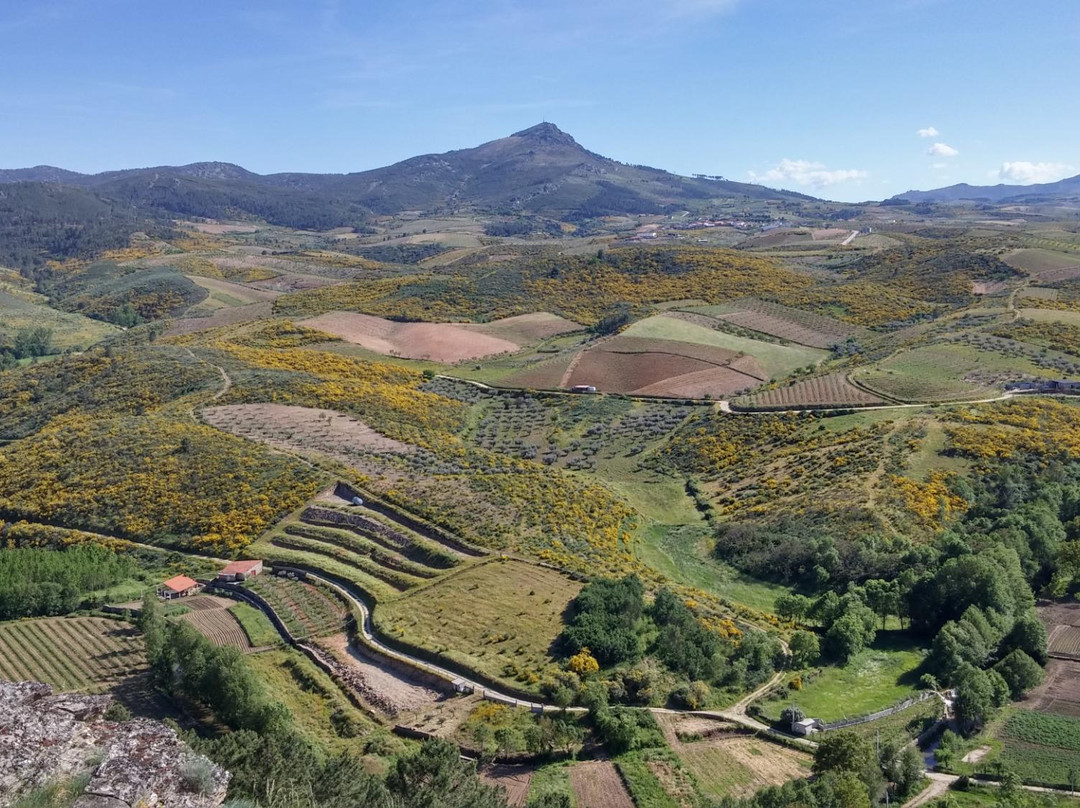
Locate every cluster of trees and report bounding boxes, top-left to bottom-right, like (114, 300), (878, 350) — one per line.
(560, 576), (784, 705)
(0, 327), (53, 369)
(0, 545), (134, 619)
(140, 594), (518, 808)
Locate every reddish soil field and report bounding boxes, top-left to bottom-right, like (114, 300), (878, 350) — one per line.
(502, 354), (577, 390)
(564, 335), (749, 395)
(634, 366), (762, 398)
(479, 764), (535, 807)
(570, 760), (634, 808)
(972, 280), (1010, 295)
(299, 311), (520, 363)
(567, 350), (721, 393)
(1037, 265), (1080, 283)
(601, 335), (740, 365)
(738, 373), (885, 409)
(1043, 602), (1080, 659)
(716, 310), (846, 349)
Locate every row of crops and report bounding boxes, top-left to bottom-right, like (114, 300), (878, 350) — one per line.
(0, 616), (146, 692)
(245, 574), (347, 640)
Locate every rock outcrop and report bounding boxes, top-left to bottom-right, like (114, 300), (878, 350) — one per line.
(0, 681), (229, 808)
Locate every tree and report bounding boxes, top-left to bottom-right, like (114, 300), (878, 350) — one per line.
(953, 664), (996, 732)
(863, 579), (900, 630)
(813, 731), (882, 800)
(814, 732), (876, 777)
(775, 594), (812, 624)
(789, 631), (820, 669)
(993, 649), (1044, 698)
(387, 739), (508, 808)
(889, 746), (925, 800)
(1006, 613), (1048, 664)
(780, 705), (805, 729)
(825, 612), (872, 664)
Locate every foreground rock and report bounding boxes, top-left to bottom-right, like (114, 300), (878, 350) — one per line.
(0, 681), (229, 808)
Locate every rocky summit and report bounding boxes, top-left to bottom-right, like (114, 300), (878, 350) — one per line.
(0, 681), (229, 808)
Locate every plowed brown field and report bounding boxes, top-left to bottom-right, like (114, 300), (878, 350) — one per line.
(570, 760), (633, 808)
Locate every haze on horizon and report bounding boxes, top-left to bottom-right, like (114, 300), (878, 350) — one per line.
(1, 0), (1077, 202)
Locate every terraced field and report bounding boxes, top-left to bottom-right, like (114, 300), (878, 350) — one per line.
(253, 502), (469, 602)
(0, 617), (146, 692)
(246, 574), (348, 639)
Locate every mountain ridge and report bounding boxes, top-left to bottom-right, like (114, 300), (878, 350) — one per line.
(892, 173), (1080, 204)
(0, 123), (813, 223)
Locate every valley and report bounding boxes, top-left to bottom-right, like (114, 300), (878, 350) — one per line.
(3, 125), (1080, 808)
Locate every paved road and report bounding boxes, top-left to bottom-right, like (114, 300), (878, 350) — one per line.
(841, 230), (859, 246)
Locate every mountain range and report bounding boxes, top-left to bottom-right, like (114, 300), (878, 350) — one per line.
(893, 173), (1080, 205)
(0, 123), (809, 228)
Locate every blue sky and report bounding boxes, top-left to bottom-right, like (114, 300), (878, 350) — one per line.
(1, 0), (1077, 202)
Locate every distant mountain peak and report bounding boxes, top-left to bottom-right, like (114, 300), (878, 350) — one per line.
(511, 122), (578, 147)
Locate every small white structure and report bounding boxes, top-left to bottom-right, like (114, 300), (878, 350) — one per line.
(571, 384), (597, 394)
(793, 718), (822, 736)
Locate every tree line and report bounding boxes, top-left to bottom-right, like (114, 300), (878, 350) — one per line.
(0, 545), (134, 620)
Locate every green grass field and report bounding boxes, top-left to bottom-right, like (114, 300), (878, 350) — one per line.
(229, 602), (283, 647)
(622, 315), (827, 380)
(760, 635), (927, 723)
(981, 710), (1080, 789)
(1018, 308), (1080, 327)
(373, 558), (581, 692)
(675, 737), (811, 799)
(855, 343), (1042, 402)
(0, 290), (117, 351)
(245, 647), (377, 751)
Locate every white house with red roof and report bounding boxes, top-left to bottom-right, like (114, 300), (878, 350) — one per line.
(157, 575), (202, 600)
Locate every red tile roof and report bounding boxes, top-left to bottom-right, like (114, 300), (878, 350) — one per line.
(220, 560), (262, 575)
(161, 575), (199, 593)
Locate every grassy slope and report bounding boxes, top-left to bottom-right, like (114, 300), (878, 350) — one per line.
(0, 290), (117, 350)
(759, 635), (926, 722)
(622, 316), (827, 379)
(373, 559), (581, 693)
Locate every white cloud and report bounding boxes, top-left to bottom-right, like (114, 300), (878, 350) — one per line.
(748, 159), (869, 189)
(917, 126), (939, 138)
(926, 142), (959, 157)
(997, 161), (1076, 184)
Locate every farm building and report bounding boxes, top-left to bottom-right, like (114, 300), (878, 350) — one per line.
(158, 575), (202, 600)
(571, 384), (598, 394)
(218, 559), (264, 582)
(792, 718), (822, 735)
